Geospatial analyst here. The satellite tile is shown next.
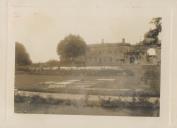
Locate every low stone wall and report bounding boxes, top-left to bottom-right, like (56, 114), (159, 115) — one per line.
(15, 90), (159, 109)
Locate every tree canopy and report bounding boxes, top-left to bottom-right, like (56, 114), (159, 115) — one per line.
(46, 59), (59, 66)
(57, 34), (87, 61)
(143, 17), (162, 44)
(15, 42), (32, 65)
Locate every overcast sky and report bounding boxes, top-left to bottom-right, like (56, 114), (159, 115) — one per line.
(8, 0), (165, 63)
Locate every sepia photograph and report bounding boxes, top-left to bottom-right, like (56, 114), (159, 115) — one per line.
(9, 0), (163, 117)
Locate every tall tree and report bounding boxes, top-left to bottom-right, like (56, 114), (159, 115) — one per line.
(143, 17), (162, 44)
(15, 42), (32, 65)
(57, 34), (87, 62)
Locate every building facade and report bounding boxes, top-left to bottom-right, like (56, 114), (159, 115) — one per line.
(84, 39), (161, 66)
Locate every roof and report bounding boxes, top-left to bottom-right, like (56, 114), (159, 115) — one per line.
(88, 42), (131, 48)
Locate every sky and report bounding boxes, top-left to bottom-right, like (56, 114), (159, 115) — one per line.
(8, 0), (165, 63)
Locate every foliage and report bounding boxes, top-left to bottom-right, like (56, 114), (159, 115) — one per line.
(15, 42), (32, 65)
(46, 59), (59, 66)
(143, 17), (162, 44)
(57, 34), (87, 61)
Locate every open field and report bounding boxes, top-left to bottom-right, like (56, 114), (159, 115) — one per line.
(15, 65), (160, 116)
(15, 65), (160, 92)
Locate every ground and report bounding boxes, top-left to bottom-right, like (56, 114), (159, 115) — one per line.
(14, 65), (160, 116)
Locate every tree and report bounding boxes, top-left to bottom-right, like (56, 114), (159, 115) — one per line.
(143, 17), (162, 44)
(15, 42), (32, 65)
(57, 34), (87, 62)
(46, 59), (59, 67)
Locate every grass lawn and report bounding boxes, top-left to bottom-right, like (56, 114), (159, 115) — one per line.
(15, 65), (160, 95)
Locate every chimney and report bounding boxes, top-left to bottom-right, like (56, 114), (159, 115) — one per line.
(101, 39), (104, 44)
(122, 38), (125, 43)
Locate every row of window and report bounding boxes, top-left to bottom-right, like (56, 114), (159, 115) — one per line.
(90, 49), (130, 54)
(87, 57), (125, 63)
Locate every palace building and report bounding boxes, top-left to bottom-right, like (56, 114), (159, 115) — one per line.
(83, 38), (161, 66)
